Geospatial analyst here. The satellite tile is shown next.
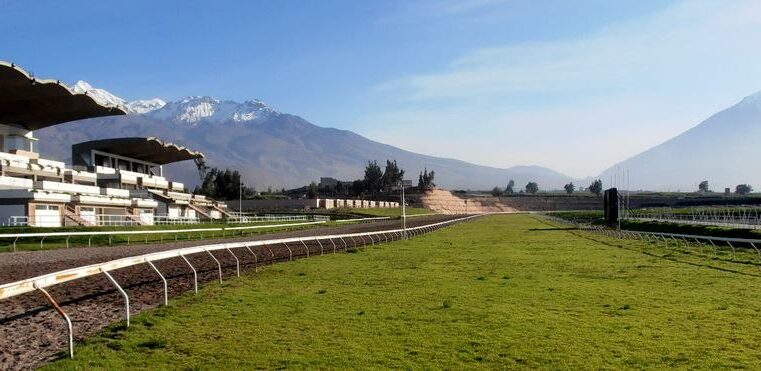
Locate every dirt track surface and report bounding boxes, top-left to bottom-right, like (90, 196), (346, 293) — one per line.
(0, 215), (461, 370)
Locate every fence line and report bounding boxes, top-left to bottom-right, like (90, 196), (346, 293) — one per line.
(0, 221), (327, 251)
(542, 215), (761, 262)
(334, 217), (392, 223)
(0, 214), (480, 359)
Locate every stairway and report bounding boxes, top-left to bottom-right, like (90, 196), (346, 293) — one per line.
(64, 205), (94, 227)
(125, 207), (143, 226)
(187, 203), (212, 219)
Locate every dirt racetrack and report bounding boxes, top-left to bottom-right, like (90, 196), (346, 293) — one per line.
(0, 215), (461, 370)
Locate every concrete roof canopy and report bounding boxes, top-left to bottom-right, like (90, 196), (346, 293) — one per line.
(0, 61), (126, 130)
(72, 137), (205, 165)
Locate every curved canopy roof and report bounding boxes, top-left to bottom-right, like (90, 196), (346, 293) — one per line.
(0, 61), (126, 131)
(72, 137), (204, 165)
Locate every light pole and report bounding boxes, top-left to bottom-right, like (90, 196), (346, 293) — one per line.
(239, 180), (243, 222)
(400, 180), (407, 239)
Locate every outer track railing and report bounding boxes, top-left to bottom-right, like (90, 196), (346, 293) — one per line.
(0, 214), (481, 359)
(0, 221), (327, 252)
(542, 215), (761, 262)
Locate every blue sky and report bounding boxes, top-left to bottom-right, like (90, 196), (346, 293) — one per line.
(3, 0), (761, 177)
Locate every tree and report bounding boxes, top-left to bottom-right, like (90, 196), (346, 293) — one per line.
(505, 180), (515, 194)
(589, 179), (603, 196)
(525, 182), (539, 194)
(350, 179), (366, 197)
(307, 182), (318, 198)
(418, 168), (436, 191)
(736, 184), (753, 195)
(194, 167), (254, 200)
(564, 182), (575, 194)
(382, 160), (405, 192)
(698, 180), (710, 193)
(491, 187), (503, 197)
(363, 161), (384, 196)
(506, 180), (515, 194)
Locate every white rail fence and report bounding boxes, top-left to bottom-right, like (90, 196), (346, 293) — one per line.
(0, 221), (327, 251)
(543, 215), (761, 262)
(0, 214), (480, 359)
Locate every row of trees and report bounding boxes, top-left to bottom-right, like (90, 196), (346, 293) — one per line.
(193, 168), (256, 200)
(315, 160), (417, 198)
(698, 180), (755, 195)
(491, 179), (604, 196)
(491, 181), (539, 196)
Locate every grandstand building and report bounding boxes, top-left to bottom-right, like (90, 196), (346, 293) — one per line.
(0, 61), (227, 227)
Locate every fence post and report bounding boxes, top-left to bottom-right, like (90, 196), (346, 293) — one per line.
(147, 260), (168, 306)
(244, 245), (258, 272)
(179, 253), (198, 293)
(223, 248), (240, 277)
(300, 239), (310, 258)
(316, 238), (324, 255)
(727, 241), (736, 260)
(203, 249), (223, 283)
(283, 242), (293, 261)
(36, 285), (74, 359)
(265, 245), (274, 262)
(102, 269), (130, 326)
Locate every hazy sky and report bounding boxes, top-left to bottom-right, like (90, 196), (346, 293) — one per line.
(2, 0), (761, 178)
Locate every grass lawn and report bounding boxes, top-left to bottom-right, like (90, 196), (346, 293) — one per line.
(47, 214), (761, 369)
(346, 207), (434, 218)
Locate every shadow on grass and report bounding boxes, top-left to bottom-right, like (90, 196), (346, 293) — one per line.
(528, 227), (578, 232)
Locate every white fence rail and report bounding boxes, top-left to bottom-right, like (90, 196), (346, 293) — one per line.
(0, 214), (480, 359)
(0, 221), (327, 251)
(543, 215), (761, 261)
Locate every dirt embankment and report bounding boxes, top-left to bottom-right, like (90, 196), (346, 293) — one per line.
(418, 189), (518, 214)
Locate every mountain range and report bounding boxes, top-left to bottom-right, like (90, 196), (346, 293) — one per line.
(42, 82), (761, 192)
(37, 81), (574, 190)
(599, 91), (761, 192)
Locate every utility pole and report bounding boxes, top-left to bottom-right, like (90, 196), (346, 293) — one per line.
(400, 180), (407, 239)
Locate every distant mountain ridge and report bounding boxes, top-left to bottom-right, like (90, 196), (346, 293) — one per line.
(599, 90), (761, 191)
(35, 82), (574, 191)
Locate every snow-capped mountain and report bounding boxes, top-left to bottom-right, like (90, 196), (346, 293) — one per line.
(126, 99), (167, 114)
(70, 80), (278, 123)
(146, 96), (280, 125)
(71, 81), (127, 109)
(71, 80), (166, 114)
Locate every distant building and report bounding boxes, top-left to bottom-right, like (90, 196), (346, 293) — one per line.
(319, 177), (339, 188)
(389, 179), (414, 191)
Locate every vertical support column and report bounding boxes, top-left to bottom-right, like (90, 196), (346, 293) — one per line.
(147, 260), (168, 306)
(102, 269), (130, 326)
(36, 285), (74, 359)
